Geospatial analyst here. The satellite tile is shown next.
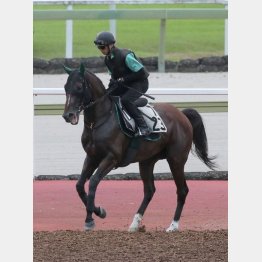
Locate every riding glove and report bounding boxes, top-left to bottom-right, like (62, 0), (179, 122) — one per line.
(108, 78), (124, 92)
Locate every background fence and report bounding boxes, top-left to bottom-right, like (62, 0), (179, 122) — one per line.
(33, 0), (228, 72)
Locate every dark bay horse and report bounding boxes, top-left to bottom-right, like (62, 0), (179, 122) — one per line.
(62, 63), (216, 232)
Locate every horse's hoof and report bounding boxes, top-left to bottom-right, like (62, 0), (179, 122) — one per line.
(166, 220), (179, 232)
(84, 220), (95, 231)
(128, 213), (143, 232)
(128, 227), (138, 232)
(99, 207), (106, 219)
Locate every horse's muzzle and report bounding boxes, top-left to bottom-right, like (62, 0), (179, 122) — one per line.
(62, 112), (79, 125)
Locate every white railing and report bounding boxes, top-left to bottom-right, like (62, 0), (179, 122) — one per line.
(33, 1), (228, 5)
(33, 87), (228, 96)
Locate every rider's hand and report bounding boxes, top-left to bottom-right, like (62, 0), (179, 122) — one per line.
(108, 78), (124, 90)
(117, 77), (124, 83)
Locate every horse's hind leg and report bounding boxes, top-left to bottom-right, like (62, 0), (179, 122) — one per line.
(166, 158), (189, 232)
(129, 159), (156, 232)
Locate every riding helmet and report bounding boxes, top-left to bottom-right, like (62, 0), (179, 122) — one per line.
(94, 31), (116, 46)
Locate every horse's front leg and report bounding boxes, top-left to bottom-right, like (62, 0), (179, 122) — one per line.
(85, 155), (116, 230)
(76, 156), (107, 229)
(76, 156), (97, 205)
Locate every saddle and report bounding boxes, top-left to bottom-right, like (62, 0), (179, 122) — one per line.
(112, 96), (167, 141)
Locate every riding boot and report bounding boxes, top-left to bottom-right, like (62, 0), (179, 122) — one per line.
(121, 98), (151, 136)
(134, 115), (151, 136)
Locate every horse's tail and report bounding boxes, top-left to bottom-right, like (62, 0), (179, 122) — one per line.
(182, 108), (217, 170)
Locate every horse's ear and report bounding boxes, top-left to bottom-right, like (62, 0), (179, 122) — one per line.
(80, 63), (85, 77)
(63, 65), (73, 75)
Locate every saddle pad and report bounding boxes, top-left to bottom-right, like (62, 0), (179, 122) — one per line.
(139, 104), (167, 133)
(112, 96), (167, 139)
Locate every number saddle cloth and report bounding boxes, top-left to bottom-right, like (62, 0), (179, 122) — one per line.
(112, 96), (167, 141)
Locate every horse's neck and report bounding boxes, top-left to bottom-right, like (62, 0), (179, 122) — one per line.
(85, 71), (105, 99)
(84, 96), (112, 124)
(84, 72), (113, 126)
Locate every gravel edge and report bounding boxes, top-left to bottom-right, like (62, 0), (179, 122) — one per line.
(34, 171), (228, 181)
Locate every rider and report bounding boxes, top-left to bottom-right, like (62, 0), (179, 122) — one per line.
(94, 31), (151, 136)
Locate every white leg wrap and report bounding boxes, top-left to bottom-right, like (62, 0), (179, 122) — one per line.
(166, 220), (179, 232)
(128, 213), (143, 232)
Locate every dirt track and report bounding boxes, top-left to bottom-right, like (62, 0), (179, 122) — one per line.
(34, 180), (227, 232)
(34, 180), (227, 261)
(34, 230), (227, 262)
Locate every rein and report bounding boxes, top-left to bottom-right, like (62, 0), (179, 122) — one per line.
(78, 78), (118, 112)
(78, 75), (115, 129)
(78, 75), (153, 114)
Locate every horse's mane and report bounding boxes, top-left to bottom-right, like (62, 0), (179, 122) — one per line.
(85, 70), (106, 92)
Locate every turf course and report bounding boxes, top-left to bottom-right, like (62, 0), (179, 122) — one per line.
(33, 4), (226, 60)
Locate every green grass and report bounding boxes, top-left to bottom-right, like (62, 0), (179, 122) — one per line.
(34, 101), (228, 115)
(33, 4), (226, 61)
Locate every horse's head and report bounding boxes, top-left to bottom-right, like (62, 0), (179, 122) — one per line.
(62, 63), (93, 125)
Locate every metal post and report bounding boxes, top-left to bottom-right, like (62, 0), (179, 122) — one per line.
(224, 3), (228, 55)
(109, 4), (116, 38)
(158, 19), (166, 73)
(66, 4), (73, 58)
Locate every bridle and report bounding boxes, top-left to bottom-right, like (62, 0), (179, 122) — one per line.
(76, 74), (115, 130)
(76, 77), (94, 113)
(77, 75), (111, 113)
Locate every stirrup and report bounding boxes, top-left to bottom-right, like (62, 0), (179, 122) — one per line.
(138, 127), (151, 136)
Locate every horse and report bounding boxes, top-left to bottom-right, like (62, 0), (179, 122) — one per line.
(62, 63), (216, 232)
